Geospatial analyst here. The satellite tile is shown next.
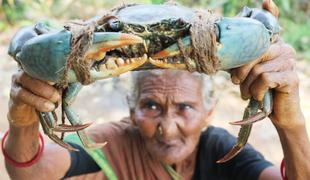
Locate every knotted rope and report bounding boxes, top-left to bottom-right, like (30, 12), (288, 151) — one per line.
(61, 14), (116, 87)
(187, 10), (221, 74)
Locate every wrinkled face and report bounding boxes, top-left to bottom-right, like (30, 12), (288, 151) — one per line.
(130, 70), (210, 164)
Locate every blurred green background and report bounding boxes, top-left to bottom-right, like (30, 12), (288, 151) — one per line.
(1, 0), (310, 59)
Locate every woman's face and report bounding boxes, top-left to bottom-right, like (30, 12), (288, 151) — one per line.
(131, 71), (210, 164)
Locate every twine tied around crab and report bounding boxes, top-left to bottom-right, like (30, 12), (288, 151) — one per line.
(187, 10), (221, 74)
(60, 14), (117, 88)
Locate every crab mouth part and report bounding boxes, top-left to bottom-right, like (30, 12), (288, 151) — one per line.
(148, 36), (192, 70)
(85, 33), (193, 79)
(92, 53), (148, 76)
(83, 33), (148, 79)
(148, 56), (187, 70)
(91, 50), (188, 76)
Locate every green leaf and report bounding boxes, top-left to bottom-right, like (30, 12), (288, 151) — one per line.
(151, 0), (164, 4)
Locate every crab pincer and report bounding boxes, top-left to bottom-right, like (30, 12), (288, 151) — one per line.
(9, 24), (146, 149)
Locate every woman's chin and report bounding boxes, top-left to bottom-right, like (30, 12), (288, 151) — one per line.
(152, 145), (190, 164)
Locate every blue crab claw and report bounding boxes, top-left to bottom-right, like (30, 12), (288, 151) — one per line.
(12, 29), (144, 83)
(151, 13), (279, 72)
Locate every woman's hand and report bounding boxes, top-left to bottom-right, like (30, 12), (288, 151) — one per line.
(8, 70), (60, 127)
(229, 39), (305, 130)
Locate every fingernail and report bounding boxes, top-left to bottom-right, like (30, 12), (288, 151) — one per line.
(44, 102), (55, 111)
(47, 81), (55, 85)
(257, 95), (264, 102)
(51, 91), (61, 102)
(242, 94), (250, 100)
(231, 76), (240, 84)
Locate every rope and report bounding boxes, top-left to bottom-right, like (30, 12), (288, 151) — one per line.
(60, 14), (116, 87)
(188, 10), (221, 74)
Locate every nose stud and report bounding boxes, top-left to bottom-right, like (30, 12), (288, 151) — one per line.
(158, 125), (163, 135)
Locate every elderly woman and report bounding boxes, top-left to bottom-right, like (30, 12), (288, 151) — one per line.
(3, 36), (310, 180)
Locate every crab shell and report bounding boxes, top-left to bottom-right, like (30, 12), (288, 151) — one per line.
(107, 4), (279, 69)
(10, 4), (279, 84)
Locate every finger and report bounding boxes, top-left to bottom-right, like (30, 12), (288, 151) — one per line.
(10, 85), (55, 112)
(240, 58), (295, 99)
(230, 59), (259, 84)
(230, 42), (284, 84)
(249, 71), (299, 101)
(15, 72), (60, 103)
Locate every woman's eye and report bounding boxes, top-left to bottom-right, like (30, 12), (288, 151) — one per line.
(178, 103), (193, 111)
(141, 100), (161, 117)
(144, 101), (159, 110)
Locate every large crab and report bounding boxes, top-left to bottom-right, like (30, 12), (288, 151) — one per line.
(8, 0), (280, 163)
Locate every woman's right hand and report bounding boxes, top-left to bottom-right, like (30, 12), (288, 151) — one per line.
(8, 70), (61, 127)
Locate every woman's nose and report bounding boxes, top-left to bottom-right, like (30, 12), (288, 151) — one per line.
(159, 113), (180, 139)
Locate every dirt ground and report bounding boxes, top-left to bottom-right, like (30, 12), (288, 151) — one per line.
(0, 29), (309, 179)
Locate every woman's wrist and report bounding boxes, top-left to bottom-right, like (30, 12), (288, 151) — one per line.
(2, 130), (44, 168)
(276, 120), (310, 180)
(7, 109), (39, 128)
(271, 110), (306, 131)
(5, 122), (41, 163)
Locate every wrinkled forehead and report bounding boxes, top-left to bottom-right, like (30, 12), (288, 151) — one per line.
(135, 70), (203, 97)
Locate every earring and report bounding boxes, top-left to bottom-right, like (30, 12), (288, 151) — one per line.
(158, 125), (163, 135)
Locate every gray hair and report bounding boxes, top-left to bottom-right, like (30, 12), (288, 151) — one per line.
(127, 70), (216, 111)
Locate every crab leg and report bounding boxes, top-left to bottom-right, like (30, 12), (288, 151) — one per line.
(216, 99), (260, 163)
(216, 91), (273, 163)
(38, 109), (91, 133)
(38, 110), (89, 149)
(230, 91), (273, 126)
(38, 112), (78, 151)
(62, 82), (107, 149)
(217, 0), (278, 162)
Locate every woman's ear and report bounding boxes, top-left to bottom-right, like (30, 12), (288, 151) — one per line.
(129, 108), (137, 126)
(126, 94), (136, 125)
(203, 102), (216, 127)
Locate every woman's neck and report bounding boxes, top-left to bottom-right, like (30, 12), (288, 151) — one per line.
(173, 145), (198, 180)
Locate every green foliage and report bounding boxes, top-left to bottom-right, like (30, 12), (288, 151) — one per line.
(281, 18), (310, 60)
(151, 0), (164, 4)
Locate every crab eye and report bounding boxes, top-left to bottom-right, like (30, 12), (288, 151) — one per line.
(176, 18), (185, 26)
(108, 18), (123, 31)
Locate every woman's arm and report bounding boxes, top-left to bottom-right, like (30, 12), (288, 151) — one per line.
(4, 71), (71, 179)
(230, 39), (310, 180)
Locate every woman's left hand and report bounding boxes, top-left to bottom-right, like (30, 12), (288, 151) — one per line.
(229, 39), (305, 130)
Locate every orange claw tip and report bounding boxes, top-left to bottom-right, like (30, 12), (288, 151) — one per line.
(86, 33), (143, 61)
(51, 122), (93, 132)
(93, 32), (143, 45)
(86, 142), (108, 150)
(119, 33), (144, 44)
(229, 112), (266, 126)
(262, 0), (280, 18)
(216, 145), (243, 163)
